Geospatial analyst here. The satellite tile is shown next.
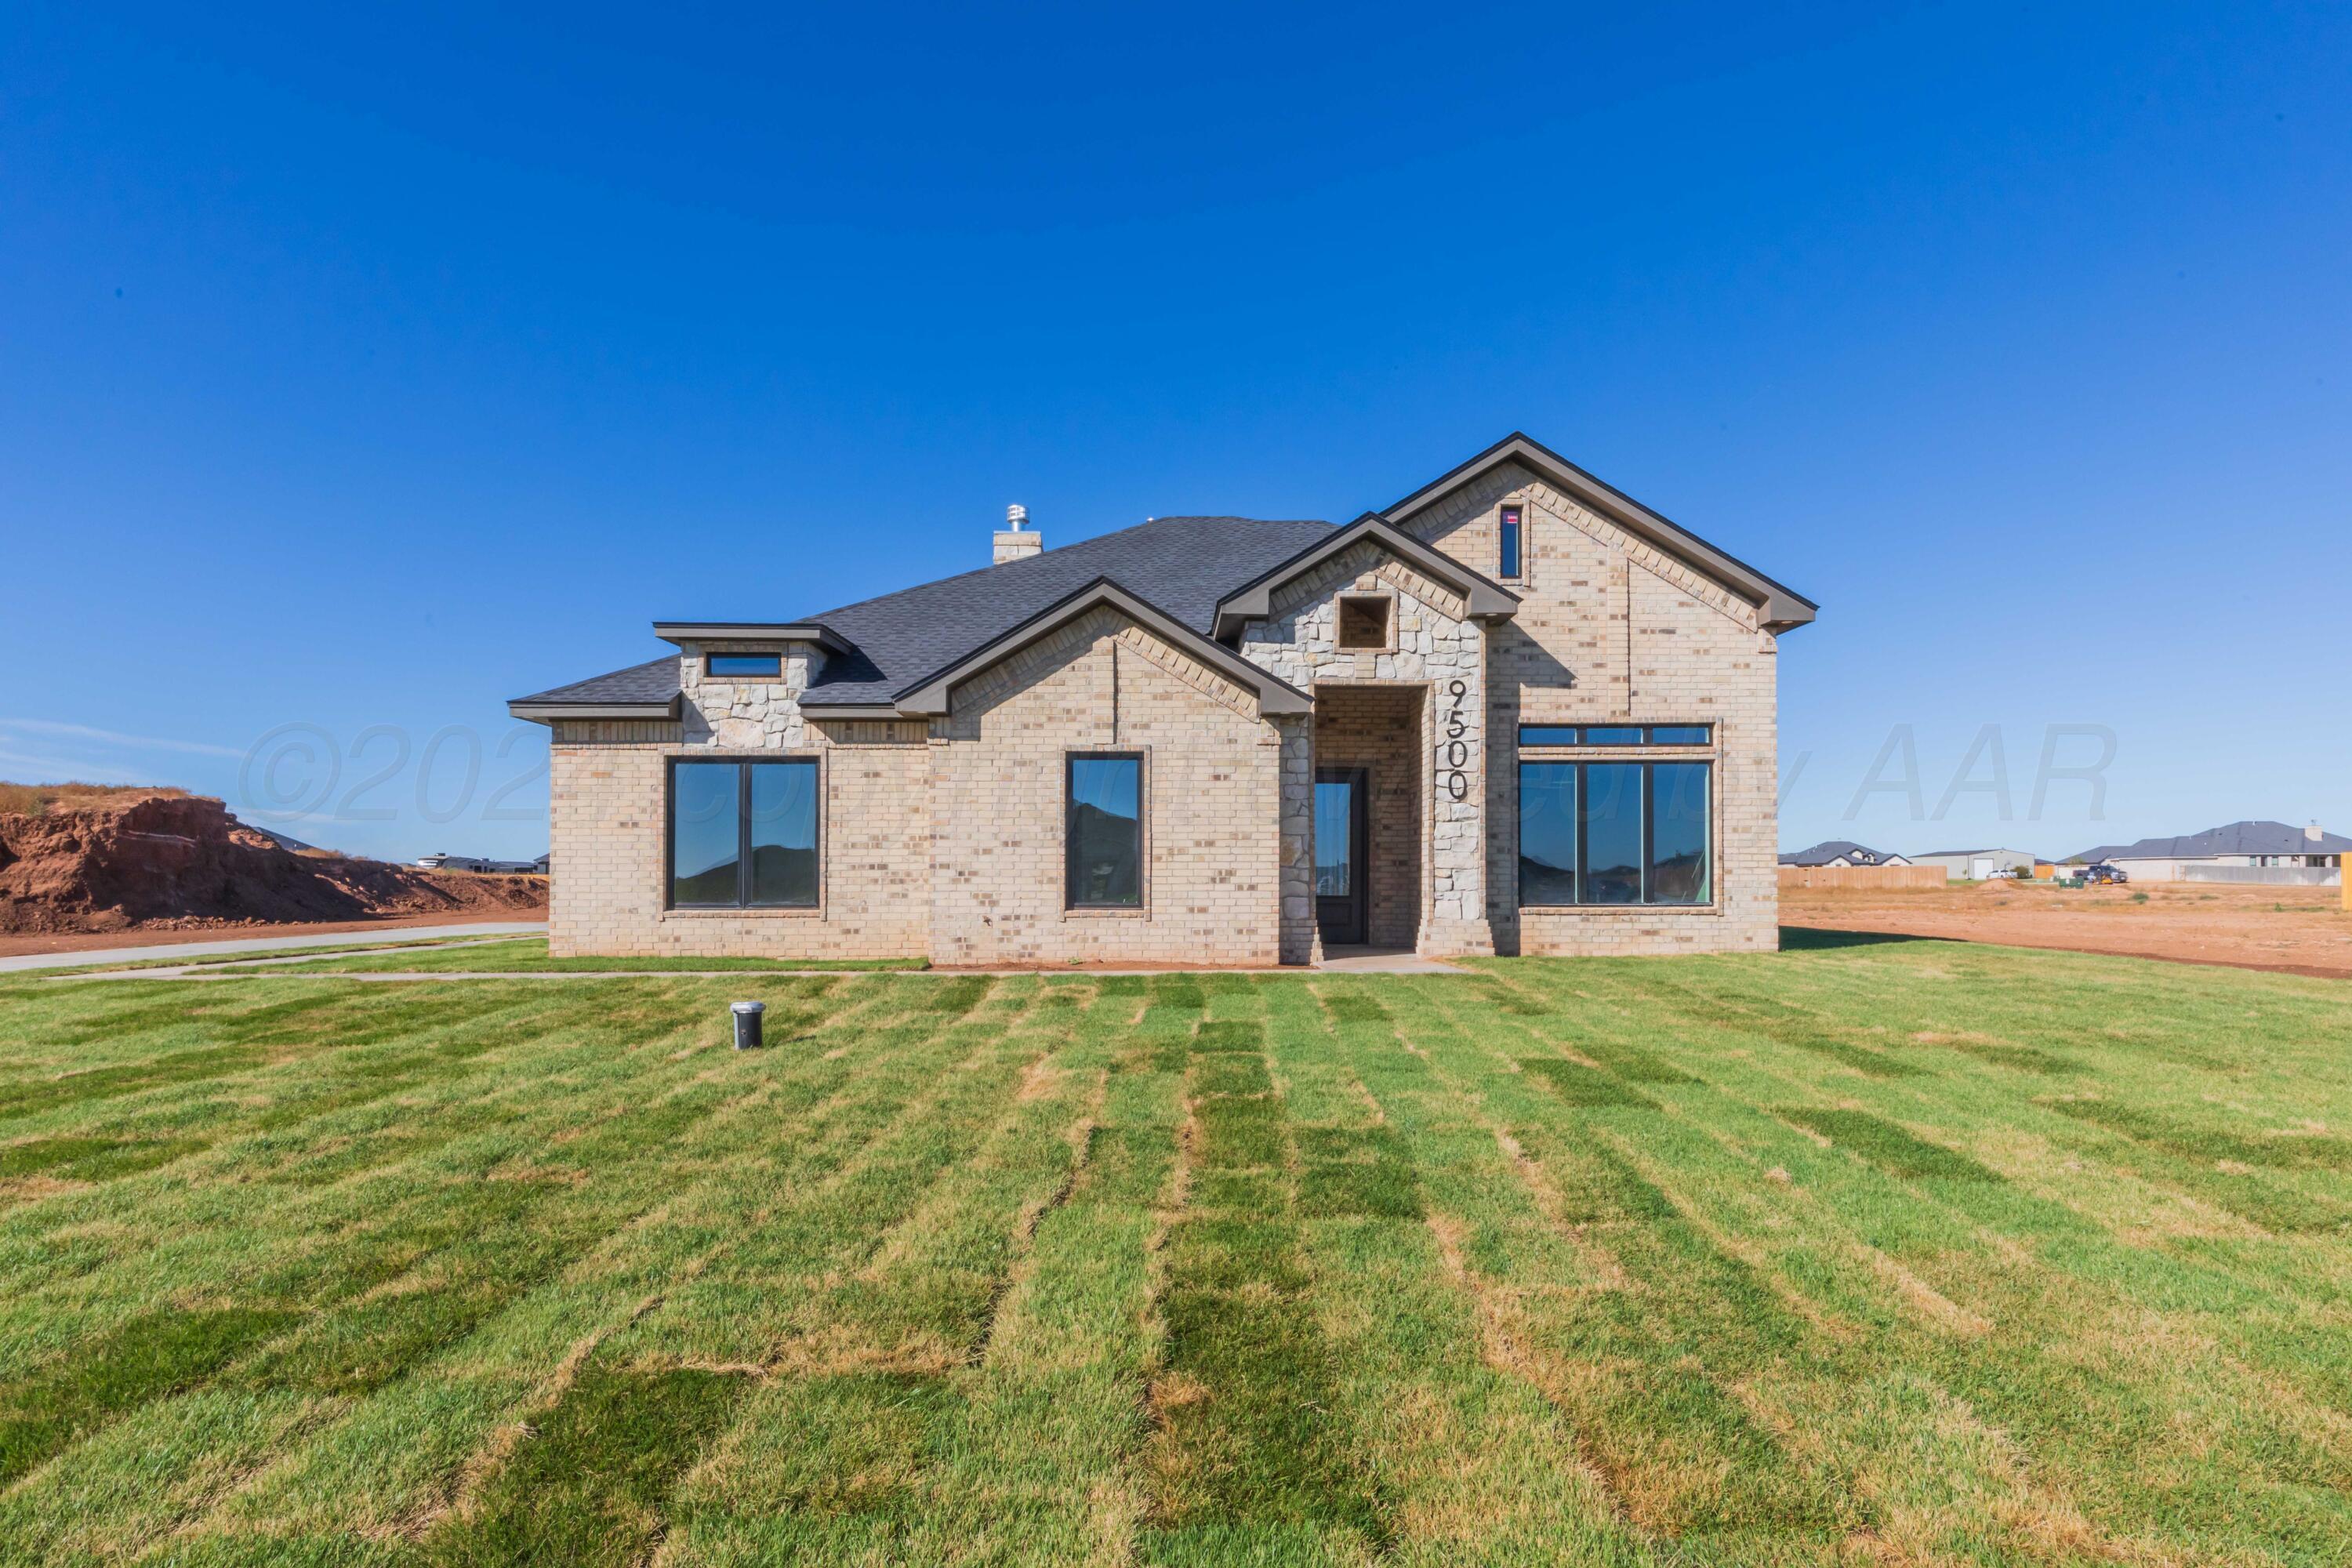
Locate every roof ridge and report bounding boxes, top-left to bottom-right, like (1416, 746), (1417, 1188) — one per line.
(798, 514), (1334, 625)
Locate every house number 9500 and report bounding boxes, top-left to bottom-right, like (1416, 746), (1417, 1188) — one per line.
(1440, 678), (1469, 801)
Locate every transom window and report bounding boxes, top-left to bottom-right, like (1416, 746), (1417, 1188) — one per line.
(706, 653), (782, 678)
(1336, 596), (1391, 650)
(1065, 753), (1144, 909)
(669, 759), (818, 908)
(1518, 724), (1711, 747)
(1519, 759), (1711, 906)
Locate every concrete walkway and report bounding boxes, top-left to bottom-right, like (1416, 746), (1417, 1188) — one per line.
(0, 922), (547, 975)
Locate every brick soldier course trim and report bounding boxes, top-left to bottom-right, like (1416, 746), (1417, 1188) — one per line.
(514, 433), (1814, 965)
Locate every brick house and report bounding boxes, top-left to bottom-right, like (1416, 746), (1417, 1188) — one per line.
(510, 434), (1815, 966)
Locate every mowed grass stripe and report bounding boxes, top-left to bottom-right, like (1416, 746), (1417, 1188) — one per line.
(0, 942), (2348, 1565)
(1138, 979), (1388, 1563)
(1411, 978), (1875, 1551)
(668, 978), (1171, 1563)
(206, 978), (1036, 1546)
(0, 985), (725, 1358)
(1448, 960), (2352, 1561)
(1291, 978), (1653, 1566)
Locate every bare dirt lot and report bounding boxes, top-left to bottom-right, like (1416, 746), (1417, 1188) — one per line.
(1784, 879), (2352, 978)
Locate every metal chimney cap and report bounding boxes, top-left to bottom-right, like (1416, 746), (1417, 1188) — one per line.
(1006, 503), (1028, 530)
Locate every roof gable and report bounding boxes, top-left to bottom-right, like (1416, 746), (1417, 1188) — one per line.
(1209, 514), (1519, 640)
(893, 578), (1309, 718)
(1382, 432), (1817, 631)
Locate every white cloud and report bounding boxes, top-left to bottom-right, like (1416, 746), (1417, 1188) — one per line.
(0, 718), (244, 758)
(0, 749), (155, 785)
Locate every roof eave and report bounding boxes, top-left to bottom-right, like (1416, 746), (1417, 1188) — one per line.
(794, 704), (908, 721)
(1383, 432), (1818, 633)
(891, 577), (1312, 719)
(507, 695), (683, 726)
(653, 622), (852, 654)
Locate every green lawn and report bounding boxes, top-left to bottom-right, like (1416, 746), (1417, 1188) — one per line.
(1, 936), (2349, 1565)
(261, 938), (927, 974)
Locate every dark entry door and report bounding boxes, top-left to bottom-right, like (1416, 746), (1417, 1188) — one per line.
(1314, 768), (1368, 946)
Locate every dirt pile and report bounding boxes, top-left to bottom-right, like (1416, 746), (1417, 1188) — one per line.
(0, 790), (546, 935)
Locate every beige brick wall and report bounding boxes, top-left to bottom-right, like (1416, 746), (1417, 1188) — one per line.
(1399, 459), (1782, 956)
(930, 606), (1280, 966)
(544, 655), (933, 958)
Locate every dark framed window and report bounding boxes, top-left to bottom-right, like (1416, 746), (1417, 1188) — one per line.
(1065, 753), (1143, 909)
(1517, 760), (1712, 906)
(1519, 723), (1711, 747)
(1337, 596), (1391, 650)
(1499, 503), (1523, 579)
(706, 653), (782, 678)
(668, 758), (818, 908)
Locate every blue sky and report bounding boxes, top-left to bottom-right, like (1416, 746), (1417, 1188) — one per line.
(3, 1), (2346, 862)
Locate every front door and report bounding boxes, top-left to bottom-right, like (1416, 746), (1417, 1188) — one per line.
(1314, 768), (1368, 946)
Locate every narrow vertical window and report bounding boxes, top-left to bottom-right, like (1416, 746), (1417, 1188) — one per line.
(1066, 754), (1143, 908)
(747, 762), (820, 906)
(1648, 762), (1711, 905)
(670, 762), (742, 906)
(1498, 503), (1523, 579)
(1517, 762), (1577, 905)
(1581, 762), (1644, 903)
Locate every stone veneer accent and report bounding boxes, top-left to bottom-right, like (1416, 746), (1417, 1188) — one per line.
(1242, 541), (1494, 960)
(546, 463), (1787, 964)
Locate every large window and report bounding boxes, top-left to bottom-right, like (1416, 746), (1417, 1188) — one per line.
(669, 759), (818, 908)
(1517, 760), (1711, 906)
(1066, 753), (1143, 908)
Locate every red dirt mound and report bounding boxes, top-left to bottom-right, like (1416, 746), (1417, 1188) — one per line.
(0, 790), (546, 935)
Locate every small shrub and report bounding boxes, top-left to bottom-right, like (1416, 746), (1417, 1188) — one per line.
(2130, 891), (2150, 904)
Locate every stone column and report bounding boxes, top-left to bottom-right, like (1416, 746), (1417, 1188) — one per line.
(1418, 620), (1497, 956)
(1276, 714), (1319, 964)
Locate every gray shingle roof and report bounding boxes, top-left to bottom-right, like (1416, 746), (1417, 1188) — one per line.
(795, 516), (1333, 706)
(512, 655), (686, 708)
(1778, 840), (1896, 867)
(516, 517), (1334, 711)
(2073, 820), (2351, 862)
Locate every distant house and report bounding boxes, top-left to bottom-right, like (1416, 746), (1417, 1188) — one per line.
(532, 853), (551, 875)
(2072, 821), (2347, 883)
(1779, 840), (1911, 869)
(1907, 847), (2039, 881)
(415, 852), (539, 874)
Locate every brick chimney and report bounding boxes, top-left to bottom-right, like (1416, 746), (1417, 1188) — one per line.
(993, 503), (1041, 565)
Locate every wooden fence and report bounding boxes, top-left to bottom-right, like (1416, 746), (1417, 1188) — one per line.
(1778, 865), (1948, 891)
